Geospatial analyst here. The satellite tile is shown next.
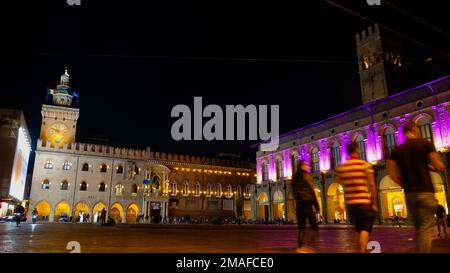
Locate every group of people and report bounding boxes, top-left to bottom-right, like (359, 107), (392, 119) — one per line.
(293, 120), (446, 253)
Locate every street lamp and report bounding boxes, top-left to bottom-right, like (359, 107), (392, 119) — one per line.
(320, 170), (328, 224)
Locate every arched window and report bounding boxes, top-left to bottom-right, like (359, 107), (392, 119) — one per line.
(44, 160), (53, 169)
(353, 134), (367, 161)
(80, 181), (87, 191)
(42, 179), (50, 189)
(206, 183), (212, 197)
(170, 182), (177, 196)
(330, 141), (341, 169)
(417, 116), (433, 142)
(310, 147), (319, 173)
(226, 184), (232, 198)
(216, 183), (222, 196)
(262, 161), (269, 181)
(115, 183), (123, 196)
(82, 163), (89, 172)
(276, 158), (283, 179)
(131, 184), (138, 196)
(182, 181), (189, 196)
(134, 166), (140, 175)
(382, 126), (397, 159)
(62, 161), (72, 171)
(194, 182), (201, 196)
(99, 182), (106, 192)
(116, 165), (123, 174)
(60, 180), (68, 190)
(100, 164), (107, 173)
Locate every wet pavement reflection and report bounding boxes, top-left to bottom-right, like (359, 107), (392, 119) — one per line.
(1, 222), (449, 253)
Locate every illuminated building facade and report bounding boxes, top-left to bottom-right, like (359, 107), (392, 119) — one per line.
(0, 109), (32, 217)
(252, 25), (450, 224)
(28, 69), (255, 223)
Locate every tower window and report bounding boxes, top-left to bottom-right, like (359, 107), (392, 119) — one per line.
(100, 164), (107, 173)
(131, 184), (138, 196)
(117, 165), (123, 174)
(99, 182), (106, 192)
(82, 163), (89, 172)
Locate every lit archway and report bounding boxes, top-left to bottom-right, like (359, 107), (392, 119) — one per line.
(54, 201), (71, 222)
(110, 203), (124, 223)
(379, 175), (406, 221)
(431, 171), (448, 212)
(327, 183), (347, 223)
(92, 202), (106, 223)
(34, 200), (51, 222)
(126, 203), (139, 224)
(272, 191), (285, 220)
(257, 192), (269, 220)
(74, 201), (89, 222)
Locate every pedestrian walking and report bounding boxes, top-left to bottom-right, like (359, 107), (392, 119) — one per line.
(334, 142), (378, 253)
(436, 200), (448, 238)
(100, 208), (107, 225)
(388, 119), (445, 252)
(292, 160), (320, 250)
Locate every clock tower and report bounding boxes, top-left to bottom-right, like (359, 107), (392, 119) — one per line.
(40, 68), (80, 148)
(356, 24), (405, 105)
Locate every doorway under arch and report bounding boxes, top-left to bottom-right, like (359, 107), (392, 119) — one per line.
(92, 202), (106, 223)
(34, 200), (51, 222)
(257, 192), (269, 220)
(379, 175), (407, 221)
(110, 203), (124, 223)
(126, 204), (139, 223)
(327, 183), (347, 223)
(54, 201), (71, 222)
(74, 201), (89, 222)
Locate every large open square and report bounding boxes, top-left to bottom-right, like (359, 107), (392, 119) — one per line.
(1, 222), (450, 253)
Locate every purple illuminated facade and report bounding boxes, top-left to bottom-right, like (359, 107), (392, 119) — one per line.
(251, 75), (450, 223)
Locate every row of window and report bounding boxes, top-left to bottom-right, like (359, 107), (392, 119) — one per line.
(169, 182), (250, 197)
(44, 161), (140, 175)
(262, 119), (434, 179)
(40, 180), (139, 196)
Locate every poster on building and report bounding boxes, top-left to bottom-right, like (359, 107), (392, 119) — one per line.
(9, 127), (30, 201)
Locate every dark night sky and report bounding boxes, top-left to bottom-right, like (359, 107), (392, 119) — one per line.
(1, 0), (449, 164)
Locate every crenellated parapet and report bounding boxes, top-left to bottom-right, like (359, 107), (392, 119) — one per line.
(355, 23), (380, 46)
(36, 138), (150, 160)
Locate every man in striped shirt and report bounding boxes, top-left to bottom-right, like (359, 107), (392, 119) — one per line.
(334, 142), (378, 253)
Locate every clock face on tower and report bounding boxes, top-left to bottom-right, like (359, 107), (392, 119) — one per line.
(48, 122), (68, 143)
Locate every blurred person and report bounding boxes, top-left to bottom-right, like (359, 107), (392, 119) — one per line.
(292, 160), (320, 251)
(388, 120), (445, 252)
(334, 142), (378, 253)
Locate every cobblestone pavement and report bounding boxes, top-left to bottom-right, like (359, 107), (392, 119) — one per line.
(1, 222), (449, 253)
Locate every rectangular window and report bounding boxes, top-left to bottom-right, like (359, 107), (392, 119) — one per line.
(262, 164), (269, 181)
(383, 133), (396, 159)
(357, 141), (367, 161)
(311, 151), (319, 173)
(331, 146), (341, 169)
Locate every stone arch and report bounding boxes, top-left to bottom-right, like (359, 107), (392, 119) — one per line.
(326, 183), (347, 223)
(34, 200), (51, 222)
(110, 202), (124, 223)
(126, 203), (139, 224)
(54, 200), (71, 222)
(74, 201), (89, 222)
(431, 171), (448, 211)
(92, 202), (107, 223)
(257, 192), (269, 220)
(379, 175), (406, 221)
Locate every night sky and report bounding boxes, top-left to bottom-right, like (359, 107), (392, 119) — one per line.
(2, 0), (449, 165)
